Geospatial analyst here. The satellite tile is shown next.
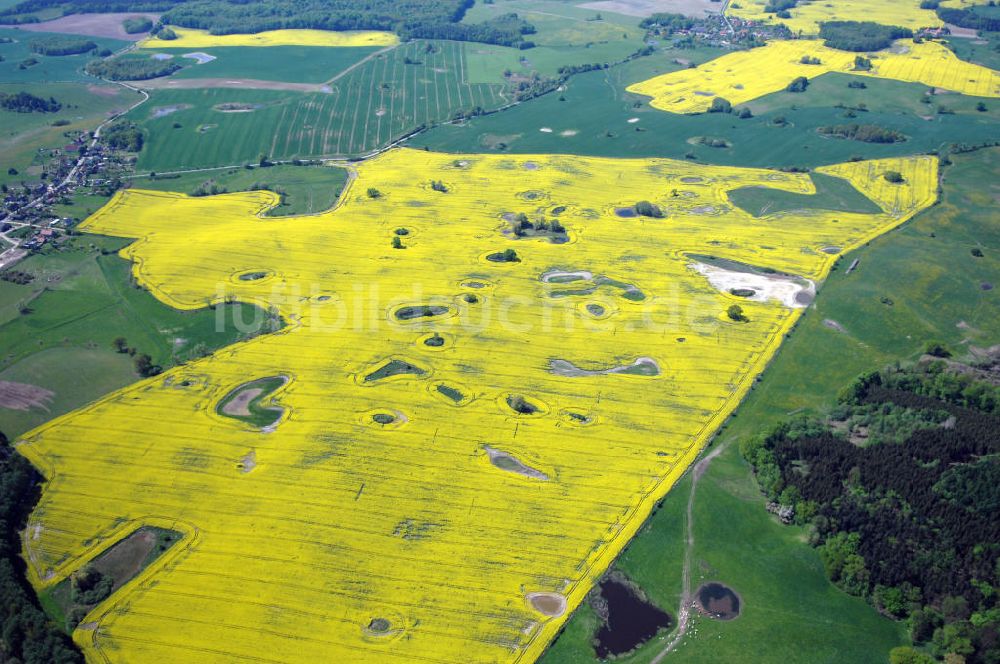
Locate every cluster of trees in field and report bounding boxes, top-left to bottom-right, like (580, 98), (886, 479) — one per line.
(102, 121), (144, 151)
(0, 433), (83, 663)
(28, 36), (96, 56)
(1, 0), (538, 47)
(819, 21), (913, 52)
(85, 56), (181, 80)
(0, 91), (61, 113)
(764, 0), (798, 18)
(639, 12), (695, 32)
(122, 16), (153, 34)
(742, 362), (1000, 663)
(818, 123), (906, 143)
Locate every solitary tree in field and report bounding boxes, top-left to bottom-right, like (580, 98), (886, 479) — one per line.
(112, 337), (128, 353)
(392, 236), (403, 249)
(727, 304), (748, 322)
(709, 97), (732, 113)
(367, 187), (382, 199)
(883, 170), (905, 184)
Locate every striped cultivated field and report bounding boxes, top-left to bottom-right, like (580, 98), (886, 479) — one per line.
(135, 41), (508, 171)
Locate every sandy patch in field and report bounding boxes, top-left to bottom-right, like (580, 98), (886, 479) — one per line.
(182, 52), (216, 64)
(222, 388), (262, 417)
(0, 381), (54, 411)
(690, 261), (814, 308)
(946, 24), (980, 38)
(539, 127), (553, 133)
(549, 357), (660, 377)
(527, 592), (567, 617)
(87, 85), (120, 97)
(2, 12), (159, 40)
(136, 78), (325, 92)
(579, 0), (720, 18)
(627, 117), (640, 123)
(823, 319), (847, 333)
(560, 129), (578, 136)
(151, 103), (191, 118)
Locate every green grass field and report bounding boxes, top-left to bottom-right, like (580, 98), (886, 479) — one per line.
(728, 171), (883, 217)
(0, 81), (134, 186)
(161, 45), (382, 84)
(132, 40), (508, 171)
(540, 145), (1000, 664)
(947, 32), (1000, 75)
(0, 27), (126, 83)
(0, 234), (274, 439)
(413, 50), (1000, 168)
(462, 0), (646, 83)
(133, 163), (349, 215)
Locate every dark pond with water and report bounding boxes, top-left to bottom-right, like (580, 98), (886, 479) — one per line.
(594, 578), (673, 658)
(696, 582), (741, 620)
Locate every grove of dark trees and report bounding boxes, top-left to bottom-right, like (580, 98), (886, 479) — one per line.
(742, 362), (1000, 662)
(818, 21), (913, 52)
(0, 433), (83, 663)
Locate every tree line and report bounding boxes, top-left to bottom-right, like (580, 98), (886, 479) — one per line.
(0, 433), (83, 663)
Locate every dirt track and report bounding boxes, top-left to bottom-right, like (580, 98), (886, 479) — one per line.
(136, 77), (329, 92)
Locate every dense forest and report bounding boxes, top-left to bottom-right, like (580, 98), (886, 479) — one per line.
(0, 0), (537, 47)
(818, 21), (913, 51)
(937, 5), (1000, 32)
(85, 55), (181, 80)
(742, 361), (1000, 663)
(101, 120), (144, 151)
(0, 91), (61, 112)
(28, 36), (97, 56)
(0, 433), (83, 663)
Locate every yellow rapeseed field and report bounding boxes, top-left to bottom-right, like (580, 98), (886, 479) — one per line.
(18, 149), (937, 663)
(627, 39), (1000, 114)
(725, 0), (944, 34)
(138, 27), (399, 49)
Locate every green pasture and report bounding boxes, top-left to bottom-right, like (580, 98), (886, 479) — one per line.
(0, 234), (274, 438)
(133, 163), (349, 216)
(0, 27), (126, 83)
(728, 171), (882, 217)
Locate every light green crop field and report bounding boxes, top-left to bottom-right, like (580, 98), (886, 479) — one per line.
(132, 40), (507, 171)
(0, 27), (126, 83)
(540, 145), (1000, 664)
(0, 81), (134, 187)
(165, 45), (382, 83)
